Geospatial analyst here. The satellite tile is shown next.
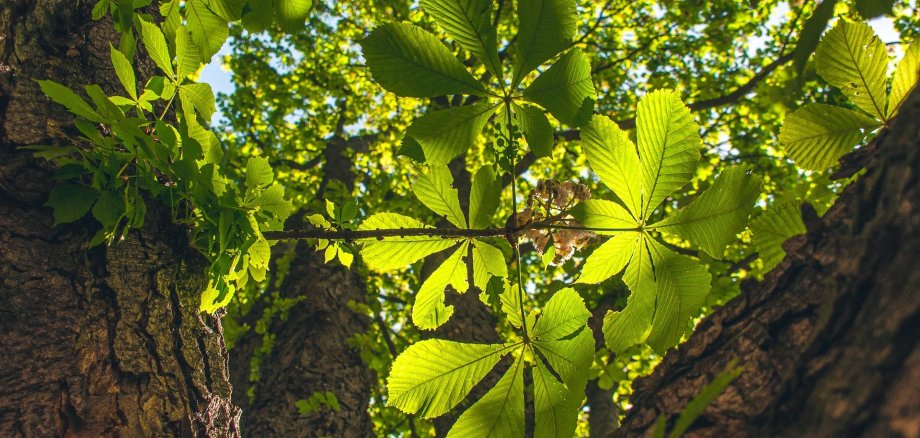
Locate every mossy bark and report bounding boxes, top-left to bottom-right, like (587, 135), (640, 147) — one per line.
(0, 1), (240, 436)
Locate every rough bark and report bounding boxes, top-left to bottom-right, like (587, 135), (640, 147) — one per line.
(613, 84), (920, 437)
(229, 241), (373, 437)
(0, 1), (240, 436)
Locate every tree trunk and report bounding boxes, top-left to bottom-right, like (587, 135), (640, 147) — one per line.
(0, 1), (240, 436)
(229, 136), (373, 436)
(613, 84), (920, 437)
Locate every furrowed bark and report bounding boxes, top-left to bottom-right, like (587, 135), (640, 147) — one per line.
(613, 83), (920, 437)
(0, 1), (240, 436)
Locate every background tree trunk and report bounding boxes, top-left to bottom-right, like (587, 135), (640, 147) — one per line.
(229, 136), (373, 437)
(613, 83), (920, 437)
(0, 1), (240, 436)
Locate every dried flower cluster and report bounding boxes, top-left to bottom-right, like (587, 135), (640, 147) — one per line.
(511, 179), (595, 265)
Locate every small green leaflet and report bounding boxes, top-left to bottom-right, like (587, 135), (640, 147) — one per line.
(139, 19), (175, 77)
(581, 115), (643, 218)
(46, 183), (100, 225)
(576, 231), (639, 284)
(779, 104), (880, 171)
(403, 103), (499, 165)
(645, 252), (711, 352)
(109, 44), (137, 100)
(652, 166), (761, 258)
(792, 0), (837, 75)
(420, 0), (501, 78)
(512, 103), (555, 158)
(274, 0), (313, 33)
(37, 80), (102, 122)
(448, 357), (526, 437)
(750, 201), (806, 272)
(413, 165), (467, 228)
(815, 20), (888, 120)
(522, 48), (595, 127)
(186, 0), (231, 60)
(469, 166), (502, 229)
(888, 39), (920, 120)
(413, 242), (469, 329)
(358, 213), (461, 271)
(361, 22), (486, 98)
(512, 0), (577, 87)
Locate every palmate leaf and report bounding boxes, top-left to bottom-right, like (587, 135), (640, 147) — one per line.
(413, 242), (468, 330)
(652, 166), (761, 257)
(404, 103), (499, 164)
(361, 22), (486, 98)
(512, 0), (577, 87)
(646, 250), (711, 353)
(582, 115), (643, 219)
(448, 357), (526, 438)
(358, 213), (461, 271)
(779, 103), (881, 171)
(413, 165), (467, 228)
(637, 90), (701, 219)
(512, 103), (555, 158)
(386, 340), (510, 418)
(576, 231), (639, 285)
(750, 201), (806, 272)
(420, 0), (501, 77)
(469, 166), (502, 229)
(815, 20), (889, 120)
(523, 48), (595, 127)
(888, 39), (920, 120)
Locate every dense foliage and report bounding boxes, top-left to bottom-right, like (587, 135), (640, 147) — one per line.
(35, 0), (918, 435)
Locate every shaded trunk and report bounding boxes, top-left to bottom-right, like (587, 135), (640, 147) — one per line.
(613, 84), (920, 437)
(229, 136), (373, 436)
(0, 1), (240, 436)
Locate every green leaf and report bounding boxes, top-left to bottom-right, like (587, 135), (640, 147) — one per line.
(139, 19), (175, 77)
(573, 199), (638, 235)
(512, 103), (554, 157)
(888, 39), (920, 120)
(581, 115), (643, 219)
(179, 83), (216, 121)
(242, 0), (273, 32)
(500, 281), (523, 328)
(245, 156), (274, 190)
(750, 201), (806, 272)
(792, 0), (837, 75)
(248, 238), (271, 269)
(533, 355), (583, 438)
(92, 190), (125, 228)
(207, 0), (245, 21)
(854, 0), (894, 19)
(361, 22), (486, 98)
(387, 339), (509, 418)
(523, 48), (595, 127)
(646, 250), (711, 353)
(186, 0), (230, 60)
(404, 103), (499, 164)
(420, 0), (501, 77)
(37, 80), (101, 122)
(532, 312), (594, 387)
(358, 213), (461, 271)
(274, 0), (312, 33)
(636, 90), (700, 219)
(532, 288), (590, 341)
(46, 183), (99, 225)
(512, 0), (577, 86)
(604, 234), (656, 353)
(254, 183), (293, 219)
(816, 20), (889, 120)
(176, 28), (202, 78)
(413, 165), (467, 228)
(576, 231), (640, 285)
(652, 167), (761, 257)
(469, 166), (501, 229)
(413, 242), (468, 330)
(471, 240), (507, 289)
(447, 357), (525, 438)
(779, 103), (881, 171)
(109, 45), (137, 100)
